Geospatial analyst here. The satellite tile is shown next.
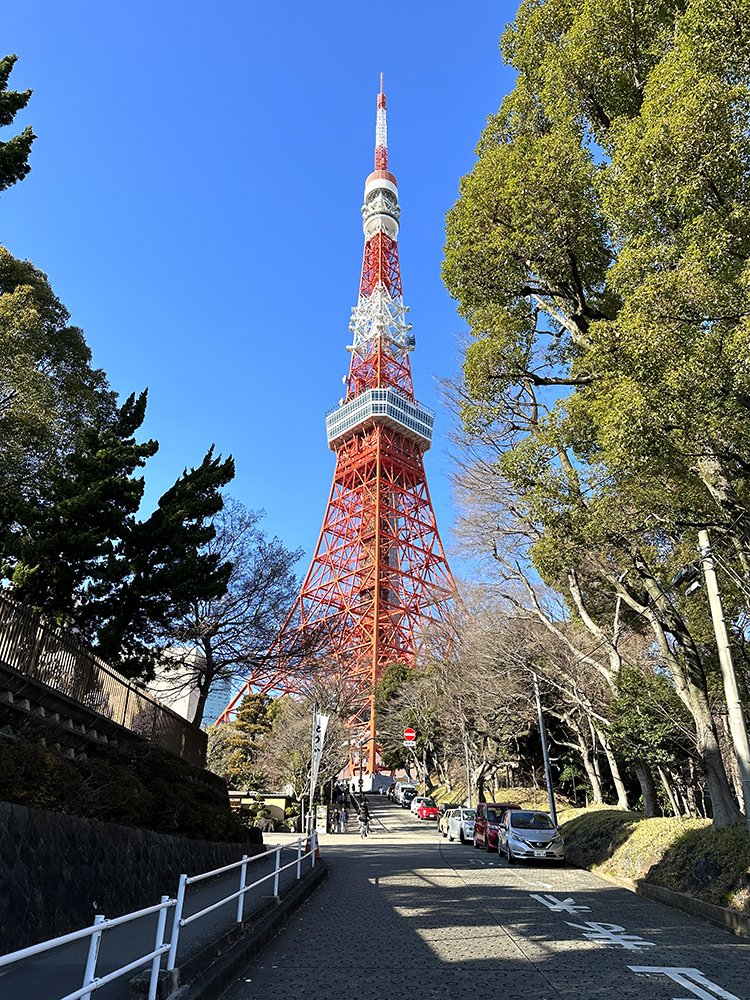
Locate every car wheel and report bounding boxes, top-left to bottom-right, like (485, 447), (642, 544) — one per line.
(459, 830), (465, 844)
(507, 846), (517, 864)
(486, 837), (494, 852)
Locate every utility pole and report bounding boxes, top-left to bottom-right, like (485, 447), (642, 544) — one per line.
(463, 731), (472, 808)
(422, 746), (427, 796)
(698, 530), (750, 829)
(533, 671), (558, 827)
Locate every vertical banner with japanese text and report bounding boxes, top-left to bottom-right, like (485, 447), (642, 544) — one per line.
(310, 710), (329, 800)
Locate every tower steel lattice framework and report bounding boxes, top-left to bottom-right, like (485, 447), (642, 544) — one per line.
(219, 79), (455, 773)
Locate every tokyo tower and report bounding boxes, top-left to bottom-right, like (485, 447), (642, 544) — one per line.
(220, 78), (455, 773)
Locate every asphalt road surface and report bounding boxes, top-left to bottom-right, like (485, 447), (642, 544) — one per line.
(222, 797), (750, 1000)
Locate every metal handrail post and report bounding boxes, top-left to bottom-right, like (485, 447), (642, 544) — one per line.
(273, 845), (282, 899)
(81, 914), (104, 1000)
(296, 839), (302, 880)
(167, 874), (188, 971)
(311, 831), (317, 869)
(148, 897), (169, 1000)
(236, 855), (249, 923)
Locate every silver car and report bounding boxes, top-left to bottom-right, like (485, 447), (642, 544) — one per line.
(447, 807), (475, 844)
(497, 809), (566, 863)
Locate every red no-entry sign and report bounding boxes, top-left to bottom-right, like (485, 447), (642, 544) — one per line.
(403, 727), (416, 743)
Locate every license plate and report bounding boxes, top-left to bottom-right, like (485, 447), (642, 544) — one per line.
(534, 849), (546, 857)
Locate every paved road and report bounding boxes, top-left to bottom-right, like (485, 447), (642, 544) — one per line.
(222, 798), (750, 1000)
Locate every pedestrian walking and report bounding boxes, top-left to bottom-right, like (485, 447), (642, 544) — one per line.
(341, 807), (349, 832)
(332, 808), (340, 833)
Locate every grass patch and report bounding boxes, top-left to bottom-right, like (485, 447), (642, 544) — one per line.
(432, 785), (568, 811)
(560, 808), (750, 912)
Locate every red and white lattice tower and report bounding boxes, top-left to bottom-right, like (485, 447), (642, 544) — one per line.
(220, 78), (455, 773)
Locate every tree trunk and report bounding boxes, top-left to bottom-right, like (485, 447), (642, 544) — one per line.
(657, 765), (681, 817)
(572, 720), (603, 803)
(597, 728), (629, 809)
(615, 552), (742, 827)
(190, 639), (215, 726)
(693, 706), (742, 825)
(634, 762), (659, 817)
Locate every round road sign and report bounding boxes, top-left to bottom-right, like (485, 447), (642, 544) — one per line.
(403, 727), (416, 742)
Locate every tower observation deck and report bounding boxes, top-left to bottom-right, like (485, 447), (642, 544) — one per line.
(220, 78), (456, 773)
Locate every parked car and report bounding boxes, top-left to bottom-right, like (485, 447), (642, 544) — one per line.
(497, 809), (566, 863)
(438, 808), (456, 837)
(410, 795), (428, 814)
(395, 784), (417, 804)
(473, 801), (521, 851)
(401, 789), (417, 809)
(416, 798), (438, 820)
(447, 807), (475, 844)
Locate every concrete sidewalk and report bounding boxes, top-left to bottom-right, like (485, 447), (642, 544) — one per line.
(0, 842), (307, 1000)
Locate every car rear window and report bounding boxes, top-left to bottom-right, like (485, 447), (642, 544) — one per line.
(510, 811), (555, 830)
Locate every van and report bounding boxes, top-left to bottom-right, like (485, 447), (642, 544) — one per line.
(395, 783), (417, 804)
(473, 801), (521, 851)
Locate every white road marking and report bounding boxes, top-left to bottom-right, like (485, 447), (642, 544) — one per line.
(530, 893), (591, 914)
(628, 967), (742, 1000)
(566, 921), (656, 951)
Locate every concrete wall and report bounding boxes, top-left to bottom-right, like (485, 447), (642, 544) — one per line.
(0, 801), (262, 953)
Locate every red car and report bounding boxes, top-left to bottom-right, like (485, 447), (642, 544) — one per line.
(473, 801), (521, 851)
(417, 798), (439, 820)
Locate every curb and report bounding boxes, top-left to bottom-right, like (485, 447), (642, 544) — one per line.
(586, 867), (750, 939)
(172, 861), (328, 1000)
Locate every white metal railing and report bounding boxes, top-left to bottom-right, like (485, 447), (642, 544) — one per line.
(166, 833), (318, 970)
(0, 833), (319, 1000)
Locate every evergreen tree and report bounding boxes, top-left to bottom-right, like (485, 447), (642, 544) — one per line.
(0, 55), (34, 192)
(95, 447), (235, 677)
(206, 693), (280, 790)
(9, 391), (158, 625)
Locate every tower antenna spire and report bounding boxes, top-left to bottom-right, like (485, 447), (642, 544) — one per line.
(375, 73), (388, 171)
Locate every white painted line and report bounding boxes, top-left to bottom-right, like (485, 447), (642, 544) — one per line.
(566, 921), (656, 951)
(529, 893), (591, 914)
(628, 967), (742, 1000)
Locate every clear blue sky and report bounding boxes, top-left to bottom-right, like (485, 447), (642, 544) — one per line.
(3, 3), (517, 568)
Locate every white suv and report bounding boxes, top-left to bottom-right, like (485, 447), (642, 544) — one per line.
(395, 784), (416, 804)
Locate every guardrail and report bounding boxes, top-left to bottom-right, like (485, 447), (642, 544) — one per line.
(166, 833), (318, 970)
(0, 592), (206, 765)
(0, 833), (319, 1000)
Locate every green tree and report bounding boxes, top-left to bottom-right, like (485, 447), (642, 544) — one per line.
(8, 391), (157, 624)
(443, 0), (750, 826)
(0, 55), (34, 192)
(95, 447), (235, 677)
(0, 248), (113, 547)
(207, 693), (280, 789)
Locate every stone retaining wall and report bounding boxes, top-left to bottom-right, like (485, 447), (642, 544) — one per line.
(0, 801), (262, 953)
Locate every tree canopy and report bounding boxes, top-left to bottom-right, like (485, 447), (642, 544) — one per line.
(444, 0), (750, 827)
